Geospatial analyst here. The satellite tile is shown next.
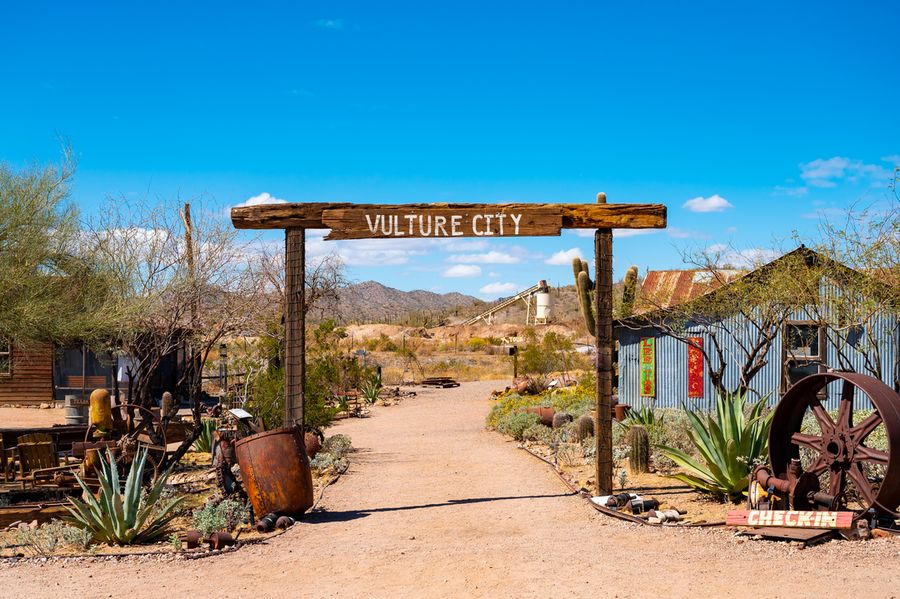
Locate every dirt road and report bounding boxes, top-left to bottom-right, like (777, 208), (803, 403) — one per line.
(2, 381), (899, 598)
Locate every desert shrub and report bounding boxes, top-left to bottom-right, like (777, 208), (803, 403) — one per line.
(322, 434), (353, 458)
(522, 423), (553, 444)
(552, 421), (577, 444)
(365, 334), (398, 352)
(486, 392), (536, 428)
(310, 434), (353, 474)
(310, 452), (348, 474)
(658, 393), (772, 501)
(556, 443), (583, 466)
(496, 412), (541, 441)
(191, 498), (250, 537)
(16, 520), (93, 556)
(517, 330), (576, 376)
(465, 337), (489, 352)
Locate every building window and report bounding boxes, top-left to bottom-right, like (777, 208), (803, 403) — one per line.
(0, 340), (10, 376)
(782, 322), (825, 393)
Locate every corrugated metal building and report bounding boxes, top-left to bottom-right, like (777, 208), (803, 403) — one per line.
(617, 251), (898, 411)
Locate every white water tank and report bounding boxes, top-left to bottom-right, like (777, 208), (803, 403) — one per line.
(535, 280), (551, 323)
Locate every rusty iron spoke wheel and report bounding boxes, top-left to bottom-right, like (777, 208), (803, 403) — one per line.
(770, 372), (900, 516)
(84, 403), (167, 481)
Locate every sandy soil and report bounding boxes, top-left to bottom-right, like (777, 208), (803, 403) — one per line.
(2, 380), (899, 598)
(0, 407), (66, 429)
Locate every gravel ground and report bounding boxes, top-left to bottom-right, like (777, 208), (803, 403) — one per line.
(1, 380), (898, 599)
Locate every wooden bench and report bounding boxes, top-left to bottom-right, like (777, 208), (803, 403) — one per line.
(64, 375), (109, 389)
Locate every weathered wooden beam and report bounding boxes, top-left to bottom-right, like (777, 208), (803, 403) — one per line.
(594, 193), (614, 496)
(284, 228), (305, 428)
(231, 202), (666, 232)
(323, 206), (562, 240)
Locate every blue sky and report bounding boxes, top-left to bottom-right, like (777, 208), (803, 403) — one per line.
(1, 1), (897, 298)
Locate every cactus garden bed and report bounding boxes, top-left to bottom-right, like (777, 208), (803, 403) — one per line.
(487, 387), (741, 524)
(0, 436), (353, 559)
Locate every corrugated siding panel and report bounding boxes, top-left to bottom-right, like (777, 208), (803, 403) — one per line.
(0, 342), (54, 405)
(616, 307), (897, 411)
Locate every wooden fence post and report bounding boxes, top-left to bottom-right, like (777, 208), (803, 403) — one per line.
(285, 228), (305, 428)
(595, 193), (613, 495)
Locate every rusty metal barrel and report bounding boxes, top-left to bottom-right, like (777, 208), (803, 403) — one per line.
(235, 427), (314, 518)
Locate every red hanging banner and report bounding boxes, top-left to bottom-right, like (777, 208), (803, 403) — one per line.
(687, 337), (703, 398)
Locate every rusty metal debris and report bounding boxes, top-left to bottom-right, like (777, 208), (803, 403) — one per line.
(235, 426), (314, 519)
(767, 372), (900, 518)
(420, 377), (460, 388)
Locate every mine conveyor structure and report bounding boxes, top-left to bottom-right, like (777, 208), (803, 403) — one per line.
(461, 280), (551, 326)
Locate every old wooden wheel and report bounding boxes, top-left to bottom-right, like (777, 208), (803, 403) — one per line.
(769, 372), (900, 515)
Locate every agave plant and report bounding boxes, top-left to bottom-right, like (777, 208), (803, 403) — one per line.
(620, 402), (663, 429)
(658, 393), (773, 501)
(65, 447), (185, 545)
(192, 419), (218, 454)
(359, 372), (383, 406)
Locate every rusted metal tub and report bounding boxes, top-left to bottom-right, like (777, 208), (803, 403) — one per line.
(235, 427), (314, 518)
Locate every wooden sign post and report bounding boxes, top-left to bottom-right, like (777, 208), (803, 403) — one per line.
(231, 198), (667, 494)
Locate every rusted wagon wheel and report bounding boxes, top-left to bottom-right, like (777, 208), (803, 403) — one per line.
(770, 372), (900, 515)
(84, 404), (167, 480)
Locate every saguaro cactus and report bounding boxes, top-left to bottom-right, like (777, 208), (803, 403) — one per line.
(621, 265), (639, 317)
(572, 257), (596, 336)
(626, 425), (650, 474)
(573, 258), (640, 331)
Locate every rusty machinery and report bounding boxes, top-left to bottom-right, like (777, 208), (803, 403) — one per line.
(72, 390), (168, 482)
(749, 372), (900, 525)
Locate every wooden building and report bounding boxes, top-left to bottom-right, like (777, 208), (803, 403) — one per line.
(0, 339), (187, 407)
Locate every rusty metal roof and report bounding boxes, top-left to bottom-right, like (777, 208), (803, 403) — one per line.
(633, 269), (744, 314)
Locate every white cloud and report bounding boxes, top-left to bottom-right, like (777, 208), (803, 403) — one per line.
(882, 155), (900, 166)
(666, 227), (695, 239)
(442, 264), (482, 278)
(545, 248), (584, 265)
(233, 192), (287, 209)
(614, 229), (660, 238)
(479, 282), (519, 297)
(799, 156), (890, 188)
(446, 251), (520, 264)
(772, 185), (809, 197)
(683, 194), (733, 213)
(705, 244), (778, 268)
(314, 19), (344, 30)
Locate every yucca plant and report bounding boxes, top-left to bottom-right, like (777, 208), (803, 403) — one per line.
(65, 447), (185, 545)
(658, 393), (773, 501)
(192, 419), (218, 454)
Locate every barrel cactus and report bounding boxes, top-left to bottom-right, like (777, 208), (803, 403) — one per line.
(626, 425), (650, 474)
(575, 414), (594, 442)
(552, 412), (573, 429)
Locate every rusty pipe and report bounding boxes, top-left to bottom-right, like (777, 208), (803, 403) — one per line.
(755, 467), (791, 493)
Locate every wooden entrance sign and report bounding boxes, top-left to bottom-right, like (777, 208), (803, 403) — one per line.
(322, 206), (562, 240)
(231, 202), (666, 231)
(231, 198), (667, 495)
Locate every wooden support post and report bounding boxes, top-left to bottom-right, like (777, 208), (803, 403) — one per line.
(285, 228), (306, 428)
(594, 192), (614, 495)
